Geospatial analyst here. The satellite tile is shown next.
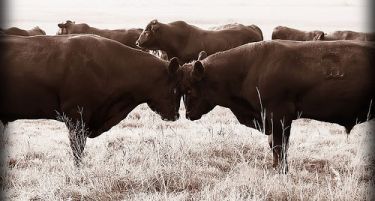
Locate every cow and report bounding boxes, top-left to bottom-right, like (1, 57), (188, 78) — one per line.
(272, 26), (324, 41)
(208, 23), (260, 31)
(0, 34), (181, 163)
(321, 30), (375, 41)
(136, 20), (263, 64)
(57, 20), (143, 49)
(0, 26), (46, 36)
(179, 40), (375, 173)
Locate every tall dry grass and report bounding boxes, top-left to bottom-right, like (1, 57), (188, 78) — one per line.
(1, 104), (374, 200)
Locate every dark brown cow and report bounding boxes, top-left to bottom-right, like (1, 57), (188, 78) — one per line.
(1, 35), (181, 161)
(57, 20), (143, 49)
(0, 26), (46, 36)
(322, 30), (375, 41)
(136, 20), (263, 64)
(272, 26), (324, 41)
(179, 40), (375, 172)
(209, 23), (261, 32)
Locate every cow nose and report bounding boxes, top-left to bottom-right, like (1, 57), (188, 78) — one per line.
(174, 113), (180, 120)
(185, 111), (191, 120)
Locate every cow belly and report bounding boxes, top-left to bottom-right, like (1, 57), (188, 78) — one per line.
(296, 84), (372, 126)
(0, 83), (59, 120)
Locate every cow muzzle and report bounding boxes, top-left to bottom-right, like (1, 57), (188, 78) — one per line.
(135, 39), (144, 48)
(185, 111), (200, 121)
(162, 113), (179, 121)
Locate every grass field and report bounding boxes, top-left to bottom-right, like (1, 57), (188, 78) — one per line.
(1, 104), (374, 200)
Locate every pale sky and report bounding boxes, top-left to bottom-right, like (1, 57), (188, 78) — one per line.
(4, 0), (371, 38)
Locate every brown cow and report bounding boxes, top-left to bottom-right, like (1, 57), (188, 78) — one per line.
(179, 40), (375, 173)
(209, 23), (261, 32)
(1, 34), (181, 162)
(0, 26), (46, 36)
(57, 20), (143, 49)
(321, 30), (375, 41)
(272, 26), (324, 41)
(136, 20), (263, 64)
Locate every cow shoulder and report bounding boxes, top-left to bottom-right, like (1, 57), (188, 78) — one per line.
(62, 35), (113, 69)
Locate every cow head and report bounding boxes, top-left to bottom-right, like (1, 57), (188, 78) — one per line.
(147, 57), (182, 121)
(136, 19), (161, 50)
(313, 31), (325, 40)
(57, 20), (89, 35)
(57, 20), (76, 34)
(180, 56), (215, 120)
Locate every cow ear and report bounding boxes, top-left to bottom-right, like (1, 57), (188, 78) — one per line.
(168, 57), (180, 75)
(198, 51), (207, 60)
(58, 23), (65, 28)
(151, 24), (160, 32)
(192, 61), (205, 81)
(314, 32), (325, 40)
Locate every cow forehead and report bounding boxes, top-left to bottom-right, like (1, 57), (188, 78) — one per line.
(145, 23), (153, 31)
(180, 64), (193, 76)
(178, 65), (195, 88)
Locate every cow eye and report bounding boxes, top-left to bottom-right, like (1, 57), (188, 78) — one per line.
(173, 88), (177, 95)
(187, 89), (192, 95)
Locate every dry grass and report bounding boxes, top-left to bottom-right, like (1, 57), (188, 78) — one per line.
(1, 104), (374, 200)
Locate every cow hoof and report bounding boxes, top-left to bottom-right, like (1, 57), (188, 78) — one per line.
(272, 163), (289, 174)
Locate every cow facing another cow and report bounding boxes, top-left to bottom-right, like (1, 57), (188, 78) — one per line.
(178, 40), (375, 172)
(2, 20), (374, 172)
(0, 34), (182, 164)
(136, 20), (263, 64)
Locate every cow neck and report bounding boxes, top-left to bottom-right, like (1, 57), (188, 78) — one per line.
(205, 48), (261, 124)
(306, 31), (321, 41)
(89, 27), (112, 38)
(323, 34), (335, 41)
(204, 52), (248, 108)
(157, 24), (190, 59)
(116, 53), (166, 105)
(74, 25), (110, 39)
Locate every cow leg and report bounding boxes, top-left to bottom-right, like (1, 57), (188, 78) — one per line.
(58, 107), (89, 166)
(269, 122), (291, 173)
(344, 125), (353, 134)
(265, 102), (294, 173)
(0, 121), (4, 134)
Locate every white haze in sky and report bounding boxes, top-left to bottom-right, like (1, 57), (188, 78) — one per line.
(4, 0), (371, 39)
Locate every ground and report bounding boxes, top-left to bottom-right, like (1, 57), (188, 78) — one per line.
(1, 104), (374, 200)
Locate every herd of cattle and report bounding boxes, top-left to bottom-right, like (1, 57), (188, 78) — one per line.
(0, 20), (374, 172)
